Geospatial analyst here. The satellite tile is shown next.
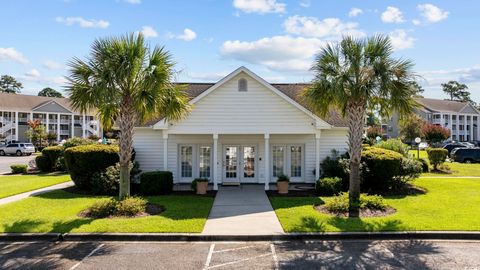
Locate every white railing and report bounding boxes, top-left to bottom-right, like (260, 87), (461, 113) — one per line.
(59, 130), (70, 135)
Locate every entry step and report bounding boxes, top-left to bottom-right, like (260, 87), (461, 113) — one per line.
(222, 182), (241, 186)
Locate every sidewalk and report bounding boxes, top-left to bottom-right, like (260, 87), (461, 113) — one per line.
(0, 181), (74, 205)
(202, 185), (284, 235)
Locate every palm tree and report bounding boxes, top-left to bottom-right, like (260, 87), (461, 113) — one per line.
(66, 33), (190, 199)
(302, 35), (416, 216)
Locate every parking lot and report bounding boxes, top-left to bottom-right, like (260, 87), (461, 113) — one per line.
(1, 240), (480, 270)
(0, 155), (35, 174)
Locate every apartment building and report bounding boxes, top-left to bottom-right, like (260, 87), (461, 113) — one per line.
(0, 93), (101, 143)
(383, 97), (480, 142)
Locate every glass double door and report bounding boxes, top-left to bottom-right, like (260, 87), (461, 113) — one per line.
(223, 145), (256, 183)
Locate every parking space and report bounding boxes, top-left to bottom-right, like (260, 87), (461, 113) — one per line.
(0, 155), (35, 173)
(1, 240), (480, 270)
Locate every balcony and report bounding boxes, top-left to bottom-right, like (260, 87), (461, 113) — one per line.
(432, 118), (442, 124)
(59, 130), (71, 135)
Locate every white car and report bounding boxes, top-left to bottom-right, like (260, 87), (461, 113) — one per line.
(418, 142), (429, 150)
(0, 143), (35, 156)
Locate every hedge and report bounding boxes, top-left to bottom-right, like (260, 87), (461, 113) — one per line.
(10, 164), (28, 174)
(140, 171), (173, 195)
(35, 155), (51, 172)
(64, 144), (119, 190)
(42, 146), (63, 171)
(361, 147), (404, 191)
(426, 148), (448, 170)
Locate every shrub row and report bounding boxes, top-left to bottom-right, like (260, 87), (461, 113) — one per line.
(10, 164), (28, 174)
(88, 197), (147, 218)
(323, 192), (387, 213)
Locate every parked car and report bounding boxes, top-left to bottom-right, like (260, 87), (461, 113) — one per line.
(463, 142), (476, 148)
(0, 143), (35, 156)
(418, 142), (429, 150)
(451, 148), (480, 163)
(443, 142), (471, 156)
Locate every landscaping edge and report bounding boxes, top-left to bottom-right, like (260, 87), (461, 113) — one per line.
(1, 232), (480, 242)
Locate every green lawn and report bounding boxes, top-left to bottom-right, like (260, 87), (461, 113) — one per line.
(0, 173), (72, 199)
(0, 190), (214, 233)
(408, 149), (480, 176)
(270, 177), (480, 232)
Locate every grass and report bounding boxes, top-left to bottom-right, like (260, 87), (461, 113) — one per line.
(408, 149), (480, 176)
(0, 173), (71, 199)
(270, 177), (480, 232)
(0, 190), (214, 233)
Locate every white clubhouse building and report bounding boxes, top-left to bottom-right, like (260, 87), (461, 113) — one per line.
(133, 67), (349, 190)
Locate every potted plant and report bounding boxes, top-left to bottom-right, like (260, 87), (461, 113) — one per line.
(191, 178), (209, 195)
(276, 174), (290, 194)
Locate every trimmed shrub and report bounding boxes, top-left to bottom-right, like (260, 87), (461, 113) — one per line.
(35, 155), (51, 172)
(88, 199), (117, 218)
(320, 150), (349, 190)
(315, 177), (342, 196)
(64, 144), (119, 190)
(399, 158), (422, 183)
(324, 192), (388, 213)
(116, 197), (147, 216)
(91, 164), (120, 195)
(417, 158), (429, 172)
(55, 156), (67, 172)
(140, 171), (173, 195)
(426, 148), (448, 170)
(375, 139), (409, 157)
(361, 147), (403, 191)
(63, 137), (95, 149)
(10, 164), (28, 174)
(42, 146), (63, 170)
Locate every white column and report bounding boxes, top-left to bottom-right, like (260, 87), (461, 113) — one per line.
(46, 113), (49, 133)
(470, 115), (474, 141)
(477, 117), (480, 141)
(464, 114), (467, 142)
(264, 133), (270, 190)
(315, 131), (321, 181)
(213, 133), (219, 190)
(96, 118), (100, 137)
(57, 113), (61, 141)
(82, 114), (86, 138)
(29, 112), (33, 121)
(456, 114), (460, 141)
(449, 114), (452, 140)
(163, 132), (168, 171)
(14, 111), (19, 141)
(70, 114), (74, 138)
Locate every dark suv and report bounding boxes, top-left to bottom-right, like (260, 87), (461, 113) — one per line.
(450, 148), (480, 163)
(443, 142), (470, 156)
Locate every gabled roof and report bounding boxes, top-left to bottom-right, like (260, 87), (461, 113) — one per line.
(414, 97), (480, 114)
(142, 67), (348, 128)
(32, 100), (73, 113)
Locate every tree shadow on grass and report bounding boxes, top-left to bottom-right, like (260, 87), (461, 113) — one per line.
(327, 217), (405, 232)
(290, 216), (326, 232)
(2, 218), (93, 233)
(277, 239), (441, 269)
(268, 196), (324, 211)
(0, 241), (114, 270)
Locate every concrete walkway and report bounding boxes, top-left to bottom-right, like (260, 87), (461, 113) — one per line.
(0, 181), (74, 205)
(202, 185), (284, 235)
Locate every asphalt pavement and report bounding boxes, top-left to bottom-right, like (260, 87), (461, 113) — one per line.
(1, 240), (479, 270)
(0, 155), (36, 174)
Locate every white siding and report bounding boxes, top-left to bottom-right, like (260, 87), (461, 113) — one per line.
(167, 72), (318, 134)
(132, 129), (164, 172)
(319, 129), (349, 160)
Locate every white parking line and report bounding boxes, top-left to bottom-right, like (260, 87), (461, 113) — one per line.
(69, 243), (104, 270)
(213, 245), (258, 253)
(270, 243), (279, 269)
(204, 243), (215, 270)
(207, 253), (272, 269)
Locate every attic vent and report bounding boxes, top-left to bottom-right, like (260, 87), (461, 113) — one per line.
(238, 78), (247, 92)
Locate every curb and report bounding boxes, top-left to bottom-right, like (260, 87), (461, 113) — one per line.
(2, 232), (480, 242)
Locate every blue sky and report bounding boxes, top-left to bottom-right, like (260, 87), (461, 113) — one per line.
(1, 0), (479, 100)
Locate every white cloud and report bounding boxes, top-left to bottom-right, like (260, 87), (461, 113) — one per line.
(299, 0), (310, 8)
(0, 47), (28, 64)
(167, 28), (197, 41)
(42, 60), (63, 70)
(283, 15), (365, 39)
(348, 8), (363, 18)
(140, 26), (158, 38)
(417, 3), (449, 23)
(389, 29), (415, 50)
(20, 69), (66, 86)
(381, 6), (405, 23)
(233, 0), (286, 14)
(412, 19), (421, 26)
(124, 0), (140, 4)
(220, 35), (325, 72)
(55, 16), (110, 28)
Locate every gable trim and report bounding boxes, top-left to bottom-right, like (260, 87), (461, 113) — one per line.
(459, 103), (480, 114)
(32, 100), (73, 113)
(153, 66), (332, 129)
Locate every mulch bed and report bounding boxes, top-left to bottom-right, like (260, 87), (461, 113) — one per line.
(376, 184), (427, 196)
(315, 205), (397, 218)
(78, 203), (165, 219)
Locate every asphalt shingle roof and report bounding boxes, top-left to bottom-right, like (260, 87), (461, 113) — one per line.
(414, 97), (473, 113)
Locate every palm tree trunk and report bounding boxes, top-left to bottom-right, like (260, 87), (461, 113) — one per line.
(118, 96), (136, 200)
(347, 100), (365, 217)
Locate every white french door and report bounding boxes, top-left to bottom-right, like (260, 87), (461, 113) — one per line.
(271, 144), (304, 181)
(223, 145), (257, 183)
